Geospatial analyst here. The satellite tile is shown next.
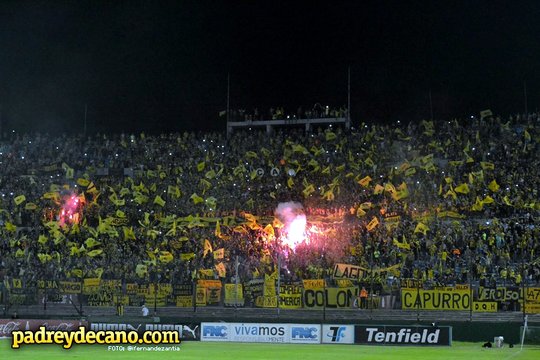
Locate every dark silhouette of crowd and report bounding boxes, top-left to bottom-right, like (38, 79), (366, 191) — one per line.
(0, 112), (539, 307)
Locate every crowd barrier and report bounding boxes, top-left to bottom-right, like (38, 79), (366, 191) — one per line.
(3, 278), (539, 314)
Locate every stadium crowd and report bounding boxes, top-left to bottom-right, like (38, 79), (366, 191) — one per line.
(0, 112), (539, 303)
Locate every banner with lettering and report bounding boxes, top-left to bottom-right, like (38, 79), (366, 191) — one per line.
(401, 288), (471, 310)
(302, 279), (325, 290)
(224, 284), (244, 307)
(197, 280), (222, 306)
(279, 284), (302, 309)
(303, 287), (358, 309)
(332, 263), (365, 280)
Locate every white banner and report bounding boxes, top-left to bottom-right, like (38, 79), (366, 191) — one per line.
(202, 323), (288, 343)
(321, 325), (355, 344)
(289, 324), (321, 343)
(201, 322), (229, 342)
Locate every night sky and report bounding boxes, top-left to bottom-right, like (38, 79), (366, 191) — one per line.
(0, 1), (539, 134)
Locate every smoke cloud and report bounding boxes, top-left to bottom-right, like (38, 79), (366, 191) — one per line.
(274, 201), (307, 249)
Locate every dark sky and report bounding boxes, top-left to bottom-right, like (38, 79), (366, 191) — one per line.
(0, 1), (539, 134)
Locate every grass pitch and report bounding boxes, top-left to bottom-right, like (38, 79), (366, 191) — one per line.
(2, 339), (539, 360)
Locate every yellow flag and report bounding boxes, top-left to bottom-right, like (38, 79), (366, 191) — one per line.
(133, 192), (148, 205)
(5, 221), (16, 232)
(197, 161), (205, 172)
(108, 193), (125, 206)
(482, 195), (494, 205)
(14, 195), (26, 205)
(404, 167), (416, 176)
(233, 225), (248, 234)
(199, 269), (215, 277)
(414, 223), (429, 235)
(481, 162), (495, 170)
(393, 238), (411, 250)
(358, 176), (372, 187)
(302, 183), (315, 198)
(85, 238), (101, 248)
(190, 193), (204, 204)
(359, 202), (372, 210)
(325, 131), (337, 141)
(42, 192), (59, 200)
(123, 227), (136, 240)
(153, 195), (166, 207)
(291, 144), (309, 154)
(38, 235), (48, 244)
(180, 253), (195, 261)
(384, 182), (396, 194)
(167, 185), (181, 198)
(356, 208), (366, 217)
(77, 178), (90, 187)
(471, 197), (484, 211)
(119, 187), (130, 197)
(322, 188), (335, 201)
(365, 157), (375, 167)
(444, 189), (457, 200)
(287, 177), (294, 189)
(213, 248), (225, 260)
(136, 264), (147, 277)
(203, 239), (213, 257)
(23, 202), (37, 210)
(488, 180), (500, 192)
(86, 181), (99, 195)
(272, 217), (284, 229)
(205, 169), (217, 179)
(159, 251), (174, 263)
(366, 217), (379, 231)
(263, 224), (275, 238)
(398, 162), (411, 173)
(455, 183), (470, 194)
(87, 249), (103, 257)
(373, 184), (384, 195)
(71, 269), (83, 278)
(215, 262), (226, 278)
(524, 130), (531, 141)
(392, 186), (409, 201)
